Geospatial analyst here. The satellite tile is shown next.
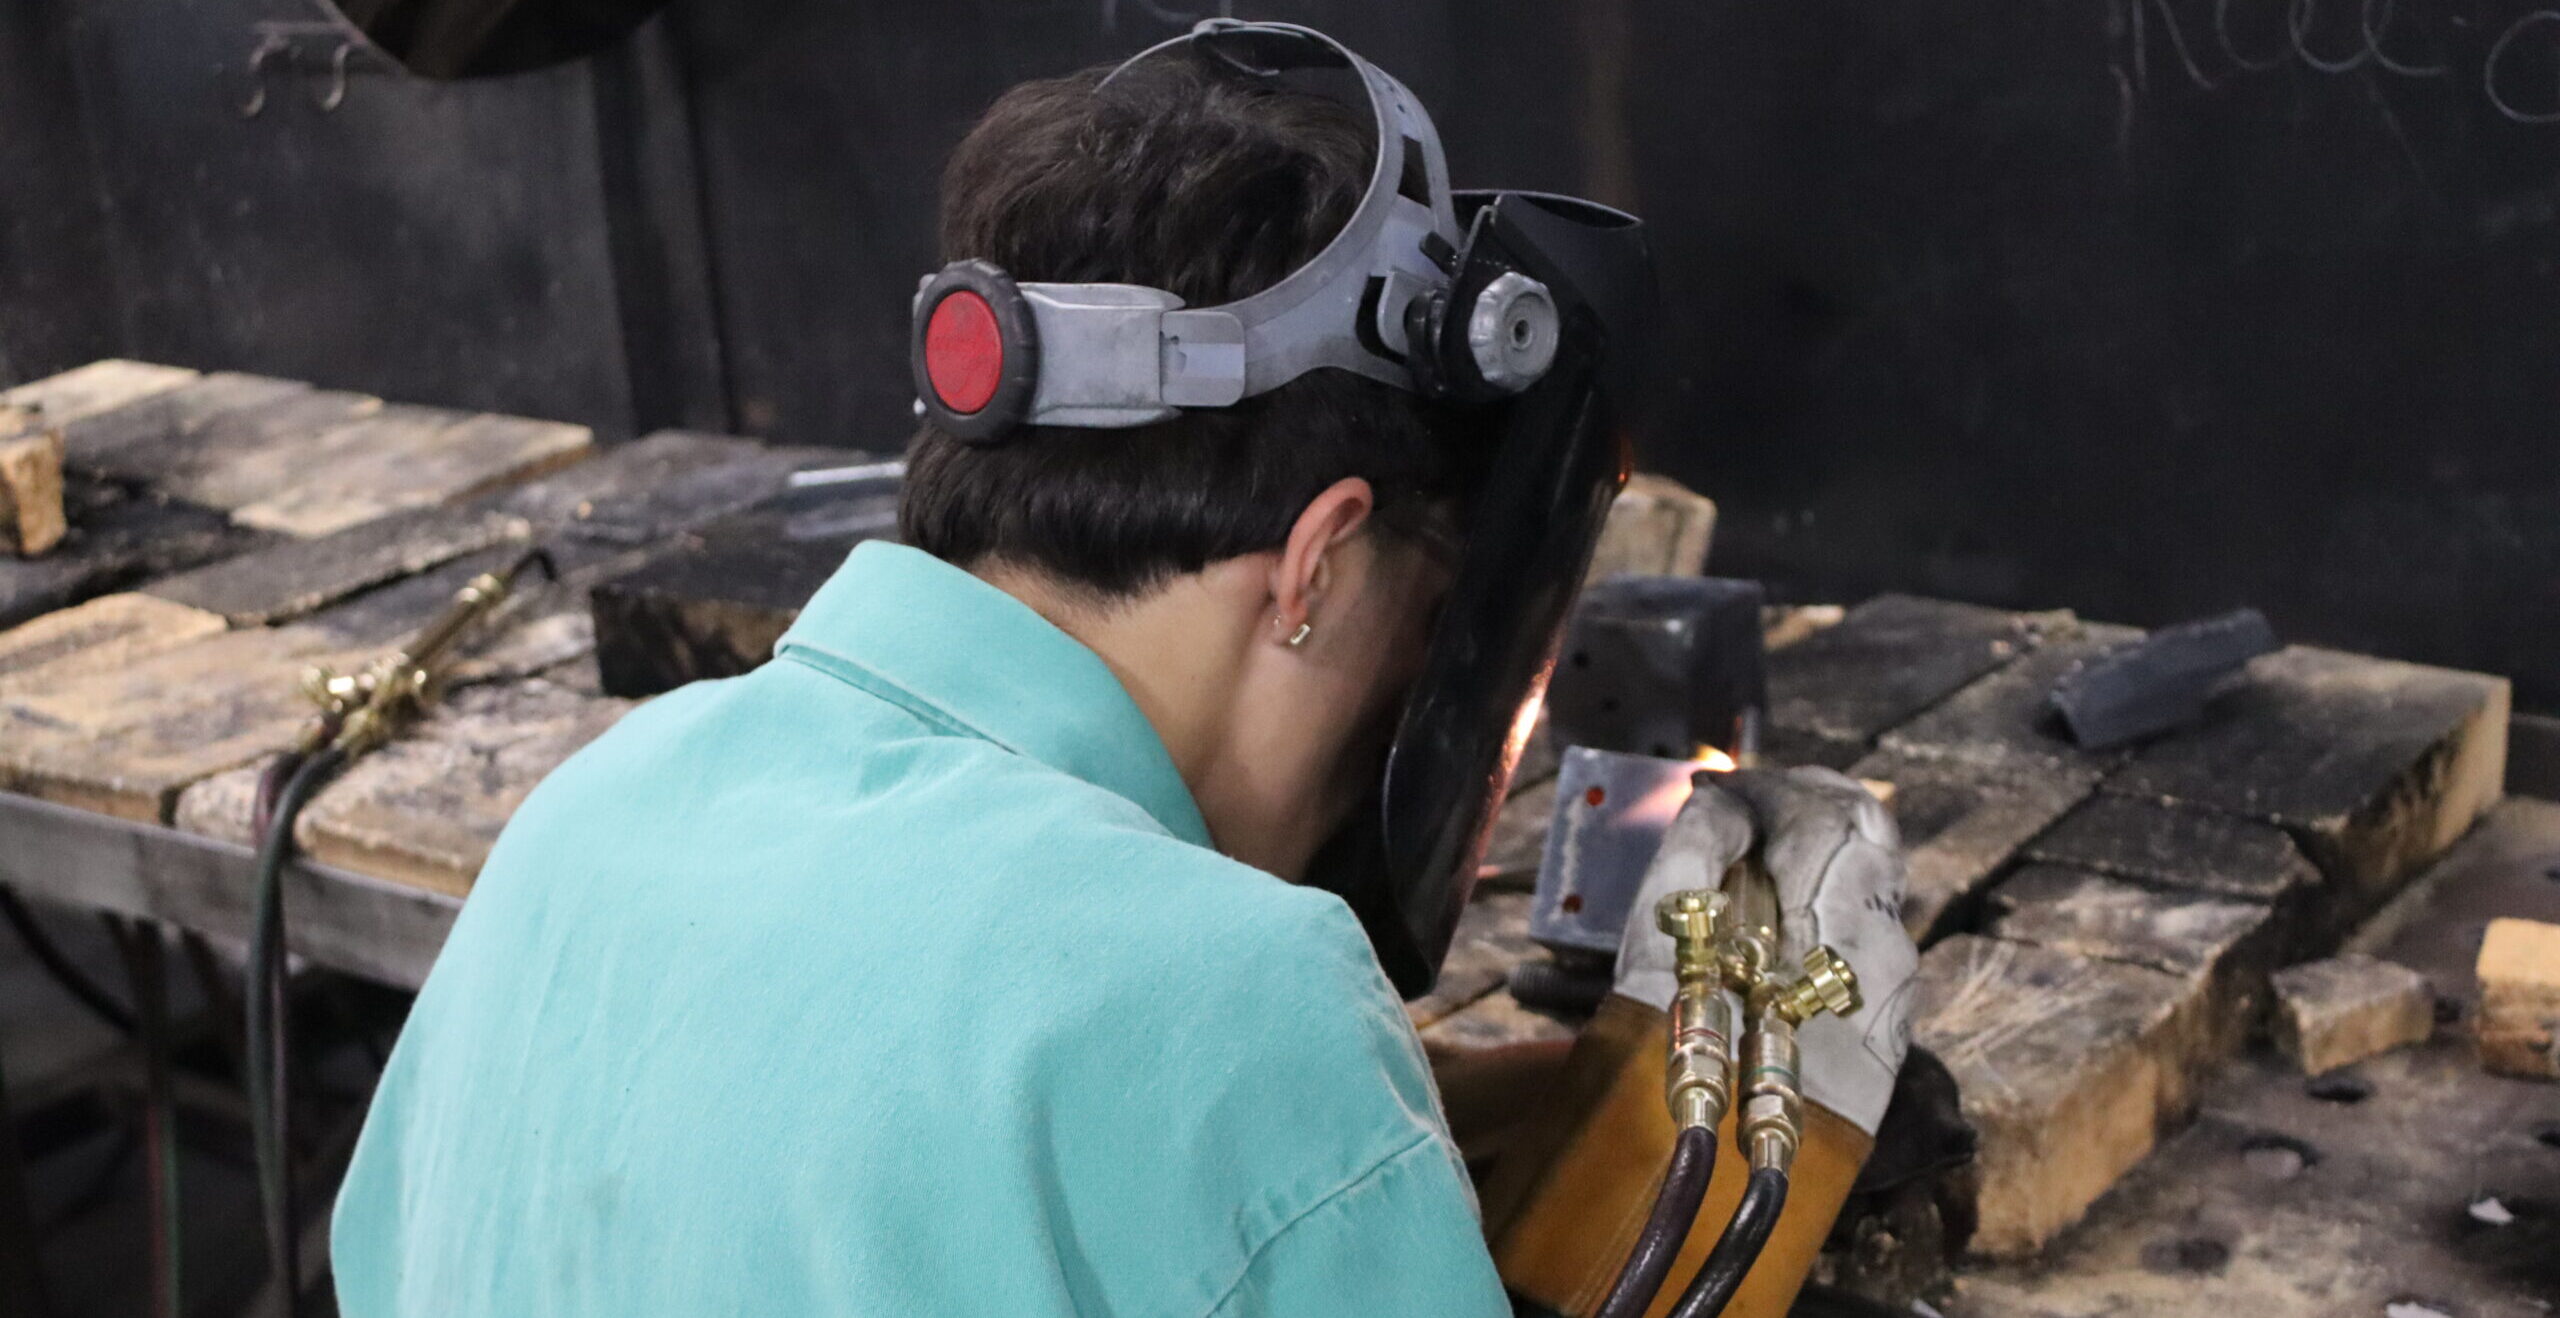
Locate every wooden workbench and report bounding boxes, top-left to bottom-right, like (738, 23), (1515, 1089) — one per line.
(0, 362), (850, 986)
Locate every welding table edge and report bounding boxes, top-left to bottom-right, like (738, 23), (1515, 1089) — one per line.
(0, 789), (457, 991)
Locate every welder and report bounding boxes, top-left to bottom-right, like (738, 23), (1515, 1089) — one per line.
(328, 21), (1915, 1318)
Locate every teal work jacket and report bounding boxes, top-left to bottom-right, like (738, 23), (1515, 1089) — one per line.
(331, 540), (1510, 1318)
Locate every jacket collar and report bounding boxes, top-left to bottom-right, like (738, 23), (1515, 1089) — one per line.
(776, 541), (1212, 849)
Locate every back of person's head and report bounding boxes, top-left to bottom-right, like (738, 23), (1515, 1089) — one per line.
(896, 55), (1469, 601)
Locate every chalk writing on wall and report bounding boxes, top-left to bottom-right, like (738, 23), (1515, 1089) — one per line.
(2110, 0), (2560, 134)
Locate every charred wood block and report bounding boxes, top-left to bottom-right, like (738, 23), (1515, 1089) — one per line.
(0, 420), (66, 556)
(491, 430), (834, 547)
(588, 544), (818, 696)
(2022, 794), (2319, 904)
(588, 471), (900, 698)
(0, 623), (375, 821)
(0, 593), (226, 694)
(1851, 748), (2100, 944)
(2268, 953), (2434, 1077)
(294, 435), (833, 683)
(55, 372), (315, 477)
(1407, 892), (1537, 1030)
(143, 506), (529, 626)
(0, 479), (269, 628)
(1879, 622), (2145, 777)
(53, 373), (306, 474)
(1584, 471), (1716, 584)
(291, 680), (632, 896)
(0, 359), (199, 427)
(1766, 595), (2048, 769)
(444, 609), (598, 690)
(230, 406), (591, 538)
(168, 761), (261, 849)
(1987, 863), (2281, 1109)
(2104, 646), (2509, 921)
(299, 544), (544, 648)
(2476, 918), (2560, 1081)
(1989, 864), (2277, 985)
(2021, 795), (2322, 957)
(1910, 934), (2204, 1256)
(117, 388), (390, 511)
(2048, 609), (2278, 751)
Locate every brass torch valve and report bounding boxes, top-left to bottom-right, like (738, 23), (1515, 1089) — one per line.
(1711, 853), (1865, 1173)
(1655, 890), (1735, 1133)
(297, 550), (553, 758)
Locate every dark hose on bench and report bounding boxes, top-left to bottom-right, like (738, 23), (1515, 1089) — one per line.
(1592, 1122), (1720, 1318)
(246, 745), (349, 1318)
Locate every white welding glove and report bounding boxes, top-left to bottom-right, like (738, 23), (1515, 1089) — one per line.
(1612, 766), (1918, 1137)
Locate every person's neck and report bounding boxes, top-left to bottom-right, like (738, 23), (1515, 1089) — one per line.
(974, 560), (1304, 876)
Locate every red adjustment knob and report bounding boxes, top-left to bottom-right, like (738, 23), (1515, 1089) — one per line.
(923, 290), (1003, 414)
(909, 259), (1041, 443)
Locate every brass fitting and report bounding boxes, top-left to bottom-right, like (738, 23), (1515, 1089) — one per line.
(298, 666), (367, 716)
(1694, 837), (1862, 1172)
(1655, 889), (1727, 983)
(1766, 945), (1863, 1026)
(1714, 853), (1781, 995)
(1739, 1012), (1803, 1172)
(1665, 980), (1735, 1131)
(1656, 890), (1736, 1132)
(294, 559), (542, 760)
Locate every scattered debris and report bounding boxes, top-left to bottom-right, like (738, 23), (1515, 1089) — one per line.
(2237, 1133), (2315, 1179)
(2476, 917), (2560, 1081)
(0, 409), (66, 557)
(2271, 954), (2435, 1076)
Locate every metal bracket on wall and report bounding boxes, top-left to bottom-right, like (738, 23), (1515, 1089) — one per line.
(238, 20), (397, 117)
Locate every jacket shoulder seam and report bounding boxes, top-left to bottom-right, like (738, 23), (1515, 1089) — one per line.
(774, 644), (997, 746)
(1196, 1131), (1443, 1318)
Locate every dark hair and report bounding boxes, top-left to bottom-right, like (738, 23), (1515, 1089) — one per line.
(896, 54), (1469, 599)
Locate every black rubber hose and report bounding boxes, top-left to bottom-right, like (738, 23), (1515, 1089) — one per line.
(246, 746), (346, 1318)
(1592, 1124), (1719, 1318)
(509, 544), (559, 584)
(1666, 1165), (1789, 1318)
(0, 886), (135, 1035)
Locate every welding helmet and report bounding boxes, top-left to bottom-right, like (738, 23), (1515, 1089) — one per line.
(910, 20), (1656, 996)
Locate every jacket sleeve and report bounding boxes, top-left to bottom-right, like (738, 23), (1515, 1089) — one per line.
(1204, 1132), (1512, 1318)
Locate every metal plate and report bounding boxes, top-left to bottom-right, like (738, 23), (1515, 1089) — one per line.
(1529, 746), (1703, 957)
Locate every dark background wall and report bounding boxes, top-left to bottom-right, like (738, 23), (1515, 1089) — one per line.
(3, 0), (2555, 712)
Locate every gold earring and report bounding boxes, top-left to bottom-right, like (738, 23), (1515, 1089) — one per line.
(1286, 621), (1313, 648)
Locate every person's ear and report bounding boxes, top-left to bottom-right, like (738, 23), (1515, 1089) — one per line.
(1268, 477), (1375, 649)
